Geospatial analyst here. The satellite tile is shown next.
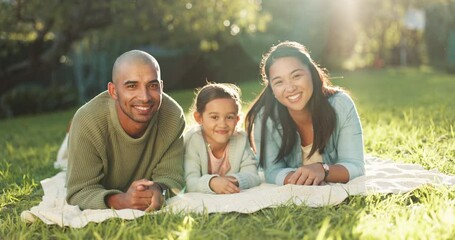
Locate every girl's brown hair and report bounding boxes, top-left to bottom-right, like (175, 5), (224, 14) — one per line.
(192, 82), (242, 114)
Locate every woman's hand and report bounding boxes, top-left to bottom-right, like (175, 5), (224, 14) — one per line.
(209, 176), (240, 194)
(285, 163), (325, 185)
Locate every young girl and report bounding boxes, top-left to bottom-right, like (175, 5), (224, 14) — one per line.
(246, 41), (365, 186)
(184, 83), (261, 194)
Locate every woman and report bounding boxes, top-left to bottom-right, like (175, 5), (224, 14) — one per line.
(245, 41), (364, 186)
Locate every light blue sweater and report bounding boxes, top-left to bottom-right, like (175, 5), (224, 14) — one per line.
(184, 125), (261, 193)
(253, 92), (365, 185)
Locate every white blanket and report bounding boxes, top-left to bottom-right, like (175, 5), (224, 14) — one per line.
(21, 154), (454, 228)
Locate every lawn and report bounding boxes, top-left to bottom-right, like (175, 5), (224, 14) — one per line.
(0, 67), (454, 239)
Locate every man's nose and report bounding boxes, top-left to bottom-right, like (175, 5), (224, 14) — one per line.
(138, 87), (152, 102)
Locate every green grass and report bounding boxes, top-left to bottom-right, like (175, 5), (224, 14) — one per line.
(1, 67), (454, 239)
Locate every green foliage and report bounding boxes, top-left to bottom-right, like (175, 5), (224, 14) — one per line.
(5, 0), (455, 121)
(238, 0), (331, 66)
(345, 0), (407, 69)
(0, 0), (270, 108)
(0, 84), (77, 119)
(0, 69), (454, 239)
(0, 0), (268, 53)
(105, 0), (268, 49)
(424, 0), (455, 67)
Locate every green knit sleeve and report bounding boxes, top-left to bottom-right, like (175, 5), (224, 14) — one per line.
(150, 94), (186, 195)
(66, 102), (120, 209)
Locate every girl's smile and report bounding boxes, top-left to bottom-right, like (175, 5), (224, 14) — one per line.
(194, 98), (240, 152)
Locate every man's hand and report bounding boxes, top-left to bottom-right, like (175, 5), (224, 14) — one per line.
(209, 176), (240, 194)
(106, 179), (164, 211)
(284, 163), (325, 186)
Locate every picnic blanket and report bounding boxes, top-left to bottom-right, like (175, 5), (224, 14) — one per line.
(21, 156), (455, 228)
(20, 136), (455, 228)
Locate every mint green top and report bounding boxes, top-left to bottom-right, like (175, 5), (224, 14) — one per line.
(66, 91), (185, 209)
(254, 92), (365, 185)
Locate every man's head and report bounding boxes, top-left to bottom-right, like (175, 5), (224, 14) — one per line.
(108, 50), (163, 136)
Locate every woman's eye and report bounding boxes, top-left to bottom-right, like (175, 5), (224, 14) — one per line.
(273, 80), (282, 86)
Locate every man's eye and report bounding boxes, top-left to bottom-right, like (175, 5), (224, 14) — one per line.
(126, 84), (136, 88)
(150, 83), (159, 89)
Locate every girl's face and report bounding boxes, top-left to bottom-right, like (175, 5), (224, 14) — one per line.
(194, 98), (240, 148)
(268, 57), (313, 114)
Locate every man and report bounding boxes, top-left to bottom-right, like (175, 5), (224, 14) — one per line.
(66, 50), (185, 211)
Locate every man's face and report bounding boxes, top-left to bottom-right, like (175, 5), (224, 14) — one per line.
(108, 62), (162, 129)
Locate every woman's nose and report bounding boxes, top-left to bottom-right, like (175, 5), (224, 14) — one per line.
(285, 82), (297, 92)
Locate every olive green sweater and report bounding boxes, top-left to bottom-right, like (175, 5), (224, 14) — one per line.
(66, 91), (185, 209)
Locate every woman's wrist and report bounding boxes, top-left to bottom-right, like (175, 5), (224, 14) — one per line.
(284, 171), (295, 185)
(320, 163), (330, 180)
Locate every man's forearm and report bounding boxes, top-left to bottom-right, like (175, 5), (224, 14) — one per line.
(105, 193), (126, 209)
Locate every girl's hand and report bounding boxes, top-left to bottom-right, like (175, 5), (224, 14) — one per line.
(209, 176), (240, 194)
(285, 163), (325, 186)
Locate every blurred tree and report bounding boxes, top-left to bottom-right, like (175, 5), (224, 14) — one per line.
(346, 0), (437, 69)
(424, 0), (455, 68)
(0, 1), (113, 96)
(0, 0), (268, 97)
(319, 0), (358, 70)
(347, 0), (404, 69)
(237, 0), (330, 67)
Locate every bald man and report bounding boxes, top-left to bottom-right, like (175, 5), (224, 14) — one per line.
(66, 50), (185, 211)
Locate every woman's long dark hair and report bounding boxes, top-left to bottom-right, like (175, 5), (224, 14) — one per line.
(245, 41), (339, 168)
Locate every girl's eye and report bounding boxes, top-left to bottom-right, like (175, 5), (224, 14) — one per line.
(226, 115), (236, 120)
(210, 116), (218, 120)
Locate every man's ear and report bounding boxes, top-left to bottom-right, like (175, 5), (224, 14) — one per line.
(193, 112), (202, 124)
(107, 82), (118, 100)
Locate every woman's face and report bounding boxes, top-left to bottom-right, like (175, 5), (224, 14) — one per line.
(268, 57), (313, 114)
